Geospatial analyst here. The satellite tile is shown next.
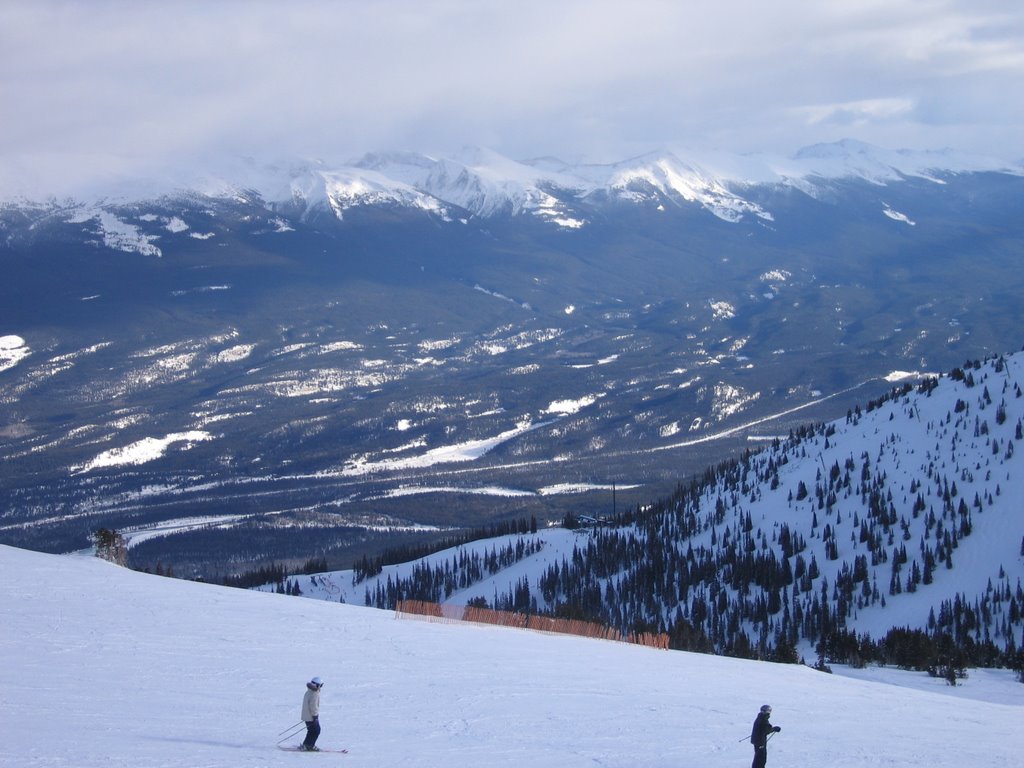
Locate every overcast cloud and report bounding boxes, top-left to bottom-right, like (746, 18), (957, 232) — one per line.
(2, 0), (1023, 194)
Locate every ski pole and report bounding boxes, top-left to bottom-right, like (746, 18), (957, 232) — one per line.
(277, 723), (306, 744)
(278, 721), (305, 736)
(277, 729), (305, 746)
(739, 731), (777, 744)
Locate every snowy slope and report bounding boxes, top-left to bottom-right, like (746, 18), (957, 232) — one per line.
(1, 543), (1021, 768)
(353, 148), (584, 222)
(277, 354), (1024, 655)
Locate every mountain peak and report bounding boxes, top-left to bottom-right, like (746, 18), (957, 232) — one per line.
(3, 140), (1020, 225)
(792, 139), (1017, 183)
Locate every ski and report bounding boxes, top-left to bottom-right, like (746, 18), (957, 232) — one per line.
(277, 745), (348, 754)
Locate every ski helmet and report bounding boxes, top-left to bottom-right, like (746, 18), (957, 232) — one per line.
(311, 676), (324, 687)
(760, 704), (772, 714)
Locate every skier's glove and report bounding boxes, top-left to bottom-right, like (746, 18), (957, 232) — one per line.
(774, 726), (781, 733)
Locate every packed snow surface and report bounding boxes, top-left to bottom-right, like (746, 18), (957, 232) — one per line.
(1, 544), (1020, 768)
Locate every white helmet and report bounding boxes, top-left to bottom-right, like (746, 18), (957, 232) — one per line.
(310, 676), (324, 687)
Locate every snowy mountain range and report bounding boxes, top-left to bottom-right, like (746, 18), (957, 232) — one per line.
(2, 141), (1024, 580)
(5, 140), (1019, 236)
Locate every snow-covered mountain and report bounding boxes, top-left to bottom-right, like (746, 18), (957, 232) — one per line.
(5, 141), (1018, 231)
(272, 352), (1024, 662)
(790, 139), (1014, 184)
(223, 141), (1018, 225)
(1, 542), (1021, 768)
(351, 148), (580, 221)
(2, 140), (1024, 579)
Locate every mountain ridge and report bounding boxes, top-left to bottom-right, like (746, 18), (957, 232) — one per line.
(280, 351), (1024, 665)
(4, 140), (1020, 226)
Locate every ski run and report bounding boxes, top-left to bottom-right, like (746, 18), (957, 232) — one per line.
(1, 543), (1020, 768)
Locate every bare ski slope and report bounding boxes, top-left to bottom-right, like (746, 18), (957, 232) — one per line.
(1, 544), (1020, 767)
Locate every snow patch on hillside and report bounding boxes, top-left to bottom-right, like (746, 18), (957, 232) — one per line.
(213, 344), (255, 364)
(319, 340), (363, 353)
(73, 430), (213, 472)
(341, 419), (544, 476)
(380, 485), (534, 499)
(121, 514), (251, 547)
(544, 394), (600, 415)
(883, 205), (916, 225)
(709, 300), (736, 320)
(69, 209), (162, 257)
(0, 335), (29, 373)
(710, 382), (760, 420)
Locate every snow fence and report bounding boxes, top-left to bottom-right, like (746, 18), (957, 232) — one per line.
(395, 599), (669, 650)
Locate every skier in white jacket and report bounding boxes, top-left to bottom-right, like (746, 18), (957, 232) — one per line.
(301, 676), (323, 751)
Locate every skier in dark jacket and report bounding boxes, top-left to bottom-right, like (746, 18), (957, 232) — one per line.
(750, 704), (781, 768)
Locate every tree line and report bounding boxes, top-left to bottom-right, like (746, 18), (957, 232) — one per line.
(352, 355), (1024, 678)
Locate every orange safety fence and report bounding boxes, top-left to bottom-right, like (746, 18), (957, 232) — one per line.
(395, 599), (669, 650)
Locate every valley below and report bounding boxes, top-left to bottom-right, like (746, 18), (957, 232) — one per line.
(2, 149), (1023, 578)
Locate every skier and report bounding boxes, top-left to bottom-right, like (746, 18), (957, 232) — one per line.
(301, 676), (324, 752)
(750, 704), (781, 768)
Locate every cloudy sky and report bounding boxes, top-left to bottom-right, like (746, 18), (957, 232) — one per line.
(2, 0), (1023, 194)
